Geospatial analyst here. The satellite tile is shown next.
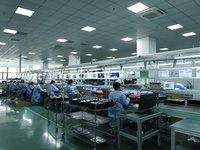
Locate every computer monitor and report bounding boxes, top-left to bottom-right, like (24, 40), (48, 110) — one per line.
(138, 93), (156, 113)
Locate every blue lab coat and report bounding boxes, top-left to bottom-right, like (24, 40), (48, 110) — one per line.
(31, 84), (44, 103)
(9, 82), (16, 90)
(19, 83), (26, 93)
(64, 85), (79, 99)
(48, 84), (59, 96)
(108, 90), (130, 127)
(26, 85), (34, 97)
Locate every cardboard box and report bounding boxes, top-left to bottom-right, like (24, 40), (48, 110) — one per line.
(172, 93), (184, 100)
(15, 101), (25, 107)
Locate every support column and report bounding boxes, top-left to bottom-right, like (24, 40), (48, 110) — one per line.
(137, 37), (156, 84)
(68, 55), (80, 66)
(19, 53), (21, 73)
(137, 36), (156, 56)
(43, 62), (48, 70)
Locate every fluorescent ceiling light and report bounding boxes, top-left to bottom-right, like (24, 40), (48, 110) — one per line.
(167, 24), (183, 30)
(127, 2), (149, 13)
(52, 61), (56, 63)
(92, 59), (96, 61)
(160, 48), (169, 51)
(21, 56), (27, 58)
(107, 57), (113, 59)
(182, 32), (196, 37)
(28, 52), (35, 55)
(121, 37), (133, 41)
(70, 52), (77, 54)
(57, 55), (63, 57)
(123, 66), (143, 68)
(0, 42), (6, 45)
(47, 58), (52, 60)
(93, 45), (102, 48)
(15, 7), (34, 17)
(109, 48), (118, 51)
(56, 39), (68, 42)
(60, 59), (65, 61)
(175, 55), (200, 59)
(85, 54), (92, 56)
(81, 26), (96, 32)
(3, 29), (17, 34)
(131, 53), (137, 55)
(82, 65), (98, 68)
(40, 60), (44, 63)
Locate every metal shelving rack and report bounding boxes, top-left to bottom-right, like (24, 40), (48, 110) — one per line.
(64, 98), (116, 150)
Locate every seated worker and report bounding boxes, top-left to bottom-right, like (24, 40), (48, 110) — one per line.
(108, 82), (130, 127)
(48, 80), (59, 96)
(64, 80), (80, 99)
(19, 80), (27, 97)
(31, 82), (45, 104)
(26, 82), (34, 98)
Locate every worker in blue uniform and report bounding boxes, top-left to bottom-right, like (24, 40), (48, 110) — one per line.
(64, 80), (80, 99)
(31, 82), (45, 104)
(108, 82), (130, 127)
(19, 80), (27, 97)
(48, 80), (59, 96)
(26, 82), (34, 98)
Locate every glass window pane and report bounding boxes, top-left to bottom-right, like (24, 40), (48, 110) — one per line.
(8, 67), (16, 72)
(0, 67), (7, 72)
(3, 73), (7, 79)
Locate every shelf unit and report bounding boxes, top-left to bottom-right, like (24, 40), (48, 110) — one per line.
(65, 98), (116, 150)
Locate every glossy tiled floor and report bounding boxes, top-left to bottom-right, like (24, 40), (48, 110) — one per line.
(0, 97), (172, 150)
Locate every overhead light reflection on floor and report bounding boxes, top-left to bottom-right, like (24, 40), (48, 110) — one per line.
(43, 132), (61, 148)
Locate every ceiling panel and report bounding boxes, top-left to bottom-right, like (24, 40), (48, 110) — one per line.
(0, 0), (200, 67)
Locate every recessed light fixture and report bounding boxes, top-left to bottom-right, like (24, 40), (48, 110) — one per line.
(167, 24), (183, 30)
(47, 58), (52, 60)
(92, 59), (97, 61)
(109, 48), (118, 51)
(182, 32), (196, 37)
(86, 54), (93, 56)
(160, 48), (169, 51)
(21, 56), (27, 58)
(131, 53), (137, 55)
(52, 61), (56, 63)
(107, 57), (113, 59)
(3, 29), (17, 34)
(70, 52), (77, 54)
(127, 2), (149, 13)
(93, 45), (102, 48)
(15, 7), (34, 17)
(28, 52), (35, 55)
(56, 39), (68, 42)
(0, 42), (6, 45)
(81, 26), (96, 32)
(40, 60), (44, 63)
(121, 37), (133, 41)
(60, 59), (65, 61)
(57, 55), (63, 57)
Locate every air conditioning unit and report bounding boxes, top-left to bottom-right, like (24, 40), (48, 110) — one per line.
(137, 7), (167, 21)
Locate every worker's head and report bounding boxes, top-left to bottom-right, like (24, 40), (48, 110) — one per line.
(113, 82), (121, 90)
(29, 82), (34, 85)
(68, 79), (73, 85)
(40, 81), (44, 85)
(21, 80), (24, 83)
(51, 80), (55, 84)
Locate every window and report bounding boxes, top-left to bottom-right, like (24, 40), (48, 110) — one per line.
(0, 67), (7, 72)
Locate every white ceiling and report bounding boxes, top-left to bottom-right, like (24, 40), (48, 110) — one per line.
(1, 0), (200, 66)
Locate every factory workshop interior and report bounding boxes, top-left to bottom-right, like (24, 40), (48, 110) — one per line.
(1, 0), (200, 150)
